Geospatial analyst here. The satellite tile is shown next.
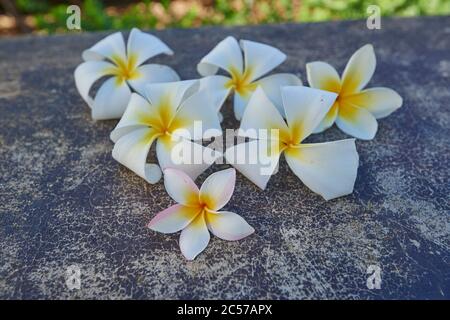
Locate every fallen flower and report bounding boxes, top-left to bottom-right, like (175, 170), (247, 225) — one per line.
(110, 80), (222, 184)
(225, 86), (359, 200)
(149, 168), (254, 260)
(197, 36), (301, 120)
(74, 28), (180, 120)
(306, 44), (403, 140)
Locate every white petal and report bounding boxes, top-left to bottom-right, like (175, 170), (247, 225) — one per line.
(198, 75), (231, 112)
(206, 211), (254, 241)
(163, 168), (200, 206)
(127, 64), (180, 96)
(91, 77), (132, 120)
(127, 28), (174, 66)
(313, 101), (339, 134)
(144, 80), (198, 114)
(284, 139), (359, 200)
(306, 61), (341, 92)
(224, 140), (282, 190)
(156, 136), (221, 181)
(239, 86), (289, 140)
(336, 101), (378, 140)
(341, 44), (376, 95)
(233, 91), (251, 121)
(255, 73), (302, 116)
(281, 86), (337, 143)
(344, 87), (403, 119)
(240, 39), (286, 82)
(74, 61), (114, 107)
(171, 89), (223, 141)
(112, 127), (162, 184)
(82, 32), (127, 62)
(197, 36), (243, 76)
(110, 93), (155, 143)
(180, 212), (210, 260)
(199, 168), (236, 211)
(148, 204), (201, 234)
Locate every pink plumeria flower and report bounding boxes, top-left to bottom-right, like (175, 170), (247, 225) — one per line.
(148, 168), (254, 260)
(197, 36), (301, 120)
(74, 28), (179, 120)
(307, 44), (403, 140)
(225, 86), (359, 200)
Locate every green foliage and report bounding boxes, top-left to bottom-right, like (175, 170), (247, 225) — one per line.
(21, 0), (450, 34)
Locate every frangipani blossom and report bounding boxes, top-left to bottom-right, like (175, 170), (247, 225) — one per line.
(149, 168), (254, 260)
(225, 86), (359, 200)
(74, 28), (180, 120)
(197, 36), (301, 120)
(110, 80), (222, 184)
(307, 44), (403, 140)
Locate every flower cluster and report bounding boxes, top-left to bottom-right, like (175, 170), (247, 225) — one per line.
(74, 30), (402, 260)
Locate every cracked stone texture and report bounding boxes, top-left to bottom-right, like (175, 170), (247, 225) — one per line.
(0, 16), (449, 299)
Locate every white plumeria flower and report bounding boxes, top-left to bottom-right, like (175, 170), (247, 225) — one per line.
(197, 36), (302, 120)
(74, 28), (180, 120)
(225, 86), (359, 200)
(307, 44), (403, 140)
(110, 80), (223, 184)
(149, 168), (254, 260)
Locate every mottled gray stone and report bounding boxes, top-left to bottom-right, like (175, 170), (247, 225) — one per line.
(0, 17), (449, 299)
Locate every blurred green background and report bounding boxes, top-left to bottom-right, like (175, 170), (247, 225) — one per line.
(1, 0), (449, 35)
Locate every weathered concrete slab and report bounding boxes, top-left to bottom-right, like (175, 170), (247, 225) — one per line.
(0, 17), (449, 299)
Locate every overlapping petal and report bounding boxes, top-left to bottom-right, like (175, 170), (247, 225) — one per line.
(206, 211), (254, 241)
(179, 212), (210, 260)
(306, 61), (341, 93)
(344, 87), (403, 119)
(336, 101), (378, 140)
(82, 32), (127, 62)
(240, 39), (286, 82)
(127, 28), (174, 66)
(281, 86), (337, 143)
(199, 168), (235, 211)
(111, 127), (162, 183)
(163, 168), (200, 207)
(91, 77), (132, 120)
(197, 36), (243, 76)
(127, 64), (180, 96)
(284, 140), (359, 200)
(148, 204), (201, 234)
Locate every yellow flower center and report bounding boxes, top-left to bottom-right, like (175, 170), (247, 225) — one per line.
(105, 53), (141, 86)
(225, 66), (257, 96)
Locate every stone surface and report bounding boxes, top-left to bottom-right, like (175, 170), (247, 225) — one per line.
(0, 17), (449, 299)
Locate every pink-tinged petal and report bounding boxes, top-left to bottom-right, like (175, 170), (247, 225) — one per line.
(336, 100), (378, 140)
(240, 39), (286, 82)
(206, 211), (254, 241)
(82, 32), (127, 62)
(163, 168), (200, 206)
(127, 28), (174, 67)
(281, 86), (337, 143)
(197, 36), (243, 77)
(341, 44), (376, 95)
(284, 139), (359, 200)
(224, 140), (282, 190)
(199, 168), (236, 211)
(179, 212), (210, 260)
(148, 204), (201, 234)
(343, 87), (403, 119)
